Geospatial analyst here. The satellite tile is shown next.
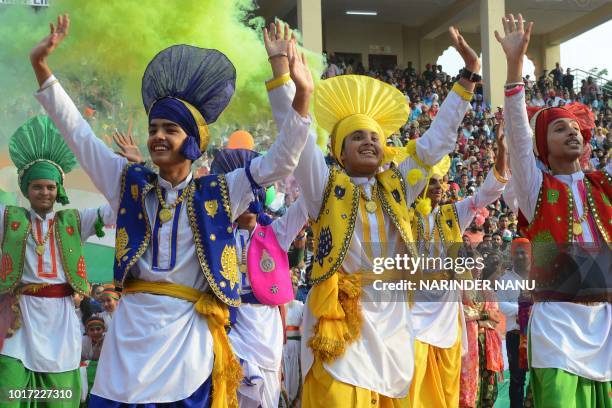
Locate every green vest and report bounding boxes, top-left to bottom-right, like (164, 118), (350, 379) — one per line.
(0, 206), (89, 295)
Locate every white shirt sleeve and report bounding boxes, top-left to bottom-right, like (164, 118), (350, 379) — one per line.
(266, 79), (329, 219)
(504, 89), (542, 222)
(455, 169), (508, 233)
(399, 91), (471, 205)
(34, 76), (127, 213)
(268, 80), (296, 131)
(272, 196), (309, 252)
(225, 107), (312, 221)
(78, 205), (116, 241)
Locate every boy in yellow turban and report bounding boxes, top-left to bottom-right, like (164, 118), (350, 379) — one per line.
(263, 22), (481, 407)
(407, 123), (509, 408)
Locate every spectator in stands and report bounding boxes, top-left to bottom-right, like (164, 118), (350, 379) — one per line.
(548, 62), (563, 88)
(324, 55), (341, 78)
(586, 76), (600, 102)
(531, 90), (545, 107)
(562, 68), (574, 93)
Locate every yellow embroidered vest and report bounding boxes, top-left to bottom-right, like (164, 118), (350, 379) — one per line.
(412, 203), (463, 259)
(309, 165), (417, 284)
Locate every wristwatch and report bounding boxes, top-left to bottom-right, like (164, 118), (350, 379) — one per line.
(460, 68), (482, 83)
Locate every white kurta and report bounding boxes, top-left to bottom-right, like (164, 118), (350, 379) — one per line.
(231, 197), (308, 408)
(497, 269), (523, 333)
(35, 75), (312, 403)
(0, 205), (114, 373)
(99, 310), (113, 331)
(267, 80), (470, 397)
(411, 170), (507, 351)
(81, 335), (104, 361)
(504, 88), (611, 382)
(283, 299), (304, 405)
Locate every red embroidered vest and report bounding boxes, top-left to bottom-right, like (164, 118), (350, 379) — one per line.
(520, 171), (611, 301)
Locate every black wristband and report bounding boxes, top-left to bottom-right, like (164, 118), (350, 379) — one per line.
(460, 68), (482, 83)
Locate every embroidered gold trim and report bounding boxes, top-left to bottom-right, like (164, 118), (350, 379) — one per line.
(585, 177), (609, 242)
(54, 210), (87, 296)
(1, 207), (32, 294)
(187, 176), (240, 307)
(218, 175), (232, 220)
(315, 166), (338, 222)
(310, 168), (360, 285)
(116, 164), (153, 288)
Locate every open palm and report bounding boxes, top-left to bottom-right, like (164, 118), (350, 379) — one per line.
(113, 119), (144, 163)
(288, 40), (313, 94)
(449, 26), (480, 72)
(263, 21), (294, 57)
(494, 14), (533, 62)
(30, 14), (70, 63)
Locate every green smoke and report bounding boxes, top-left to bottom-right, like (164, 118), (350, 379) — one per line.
(0, 0), (323, 153)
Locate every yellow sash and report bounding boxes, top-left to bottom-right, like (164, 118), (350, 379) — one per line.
(307, 164), (416, 363)
(123, 280), (242, 408)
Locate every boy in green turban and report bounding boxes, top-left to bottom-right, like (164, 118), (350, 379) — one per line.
(0, 115), (115, 407)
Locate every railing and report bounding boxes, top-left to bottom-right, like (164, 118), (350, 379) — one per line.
(571, 68), (611, 96)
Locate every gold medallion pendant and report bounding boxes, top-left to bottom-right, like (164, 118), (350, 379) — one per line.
(239, 264), (247, 273)
(365, 200), (378, 213)
(35, 245), (45, 256)
(159, 208), (173, 223)
(572, 222), (583, 236)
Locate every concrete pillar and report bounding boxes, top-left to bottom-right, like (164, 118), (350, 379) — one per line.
(542, 43), (561, 75)
(418, 38), (439, 73)
(480, 0), (506, 108)
(297, 0), (323, 54)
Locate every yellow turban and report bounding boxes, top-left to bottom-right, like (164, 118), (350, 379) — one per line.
(430, 155), (451, 179)
(414, 155), (451, 217)
(314, 75), (410, 167)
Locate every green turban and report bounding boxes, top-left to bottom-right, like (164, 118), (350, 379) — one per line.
(9, 116), (76, 206)
(19, 161), (69, 205)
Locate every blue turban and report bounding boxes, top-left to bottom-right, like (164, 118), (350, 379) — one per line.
(142, 45), (236, 161)
(149, 98), (203, 161)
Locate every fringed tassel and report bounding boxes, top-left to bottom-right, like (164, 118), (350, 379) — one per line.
(94, 208), (106, 238)
(7, 296), (21, 337)
(337, 273), (363, 344)
(195, 294), (243, 408)
(307, 272), (363, 364)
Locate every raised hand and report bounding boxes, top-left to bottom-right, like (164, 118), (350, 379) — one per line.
(263, 20), (294, 78)
(449, 26), (480, 73)
(30, 14), (70, 64)
(263, 20), (294, 58)
(494, 118), (508, 177)
(496, 118), (506, 152)
(30, 14), (70, 87)
(113, 119), (143, 163)
(287, 40), (313, 95)
(494, 14), (533, 63)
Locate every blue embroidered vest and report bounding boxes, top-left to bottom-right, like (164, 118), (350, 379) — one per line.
(113, 163), (241, 306)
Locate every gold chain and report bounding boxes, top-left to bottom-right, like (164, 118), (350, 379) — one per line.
(360, 183), (378, 213)
(236, 232), (248, 273)
(31, 220), (54, 256)
(572, 197), (589, 236)
(156, 183), (193, 223)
